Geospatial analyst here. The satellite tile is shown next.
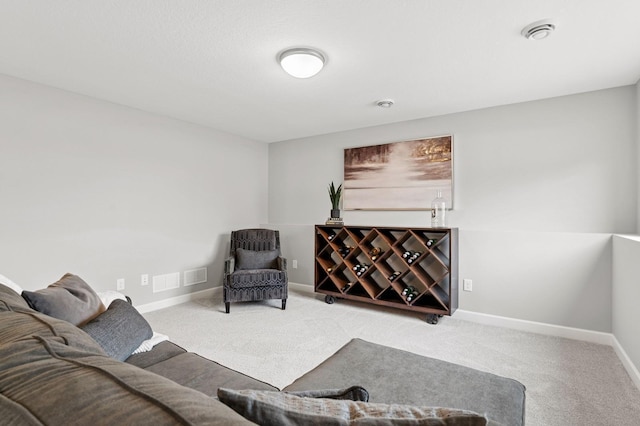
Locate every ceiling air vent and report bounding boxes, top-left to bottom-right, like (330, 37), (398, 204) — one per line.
(522, 21), (556, 40)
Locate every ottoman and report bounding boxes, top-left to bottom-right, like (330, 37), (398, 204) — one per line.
(283, 338), (526, 426)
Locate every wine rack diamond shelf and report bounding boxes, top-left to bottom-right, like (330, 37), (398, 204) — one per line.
(315, 225), (458, 324)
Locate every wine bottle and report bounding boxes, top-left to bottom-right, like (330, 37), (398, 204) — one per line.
(369, 247), (383, 261)
(401, 285), (413, 296)
(431, 190), (447, 228)
(339, 246), (352, 257)
(359, 264), (368, 276)
(388, 271), (400, 281)
(426, 239), (437, 247)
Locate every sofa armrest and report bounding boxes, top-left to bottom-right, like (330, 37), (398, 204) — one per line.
(224, 256), (235, 274)
(277, 256), (287, 271)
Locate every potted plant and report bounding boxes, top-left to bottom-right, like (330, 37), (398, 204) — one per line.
(328, 182), (342, 219)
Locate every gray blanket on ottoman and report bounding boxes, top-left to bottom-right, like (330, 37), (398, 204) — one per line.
(283, 338), (526, 426)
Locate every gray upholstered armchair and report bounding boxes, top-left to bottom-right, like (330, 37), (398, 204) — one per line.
(223, 228), (288, 313)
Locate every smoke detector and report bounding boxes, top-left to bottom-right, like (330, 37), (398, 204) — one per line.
(522, 20), (556, 40)
(376, 99), (394, 108)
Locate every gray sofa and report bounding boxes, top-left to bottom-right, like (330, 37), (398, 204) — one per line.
(0, 283), (525, 425)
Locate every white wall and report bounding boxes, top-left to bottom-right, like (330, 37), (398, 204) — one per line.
(610, 80), (640, 378)
(612, 235), (640, 379)
(637, 80), (640, 231)
(269, 86), (637, 332)
(0, 74), (268, 304)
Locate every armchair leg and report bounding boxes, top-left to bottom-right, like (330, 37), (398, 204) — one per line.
(282, 299), (287, 310)
(225, 302), (230, 314)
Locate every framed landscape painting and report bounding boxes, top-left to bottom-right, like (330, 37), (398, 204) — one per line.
(343, 135), (453, 210)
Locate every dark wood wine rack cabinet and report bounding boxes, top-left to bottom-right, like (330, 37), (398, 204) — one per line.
(315, 225), (458, 324)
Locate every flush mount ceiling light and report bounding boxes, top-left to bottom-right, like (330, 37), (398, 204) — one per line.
(376, 99), (394, 108)
(521, 20), (556, 40)
(278, 48), (325, 78)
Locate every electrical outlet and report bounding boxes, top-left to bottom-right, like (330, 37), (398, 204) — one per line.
(117, 278), (125, 291)
(141, 274), (149, 286)
(463, 279), (473, 292)
(292, 259), (298, 269)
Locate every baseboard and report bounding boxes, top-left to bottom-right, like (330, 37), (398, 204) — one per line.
(290, 286), (614, 346)
(135, 287), (221, 314)
(133, 284), (640, 390)
(611, 336), (640, 390)
(455, 309), (640, 390)
(134, 283), (311, 313)
(289, 282), (315, 294)
(454, 309), (614, 345)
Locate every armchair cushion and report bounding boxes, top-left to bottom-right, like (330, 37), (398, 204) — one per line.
(235, 248), (279, 270)
(227, 270), (287, 289)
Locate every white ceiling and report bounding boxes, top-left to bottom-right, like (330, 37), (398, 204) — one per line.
(1, 1), (639, 143)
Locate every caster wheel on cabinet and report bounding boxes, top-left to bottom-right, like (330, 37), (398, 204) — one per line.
(426, 314), (439, 324)
(325, 295), (336, 304)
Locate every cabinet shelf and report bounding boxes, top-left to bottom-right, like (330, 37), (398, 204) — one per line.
(315, 225), (458, 322)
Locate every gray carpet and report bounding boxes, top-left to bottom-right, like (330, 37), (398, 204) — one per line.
(143, 285), (640, 425)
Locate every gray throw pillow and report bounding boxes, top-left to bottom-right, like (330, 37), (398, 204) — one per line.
(81, 299), (153, 362)
(287, 386), (369, 402)
(235, 248), (279, 270)
(22, 273), (106, 326)
(218, 388), (488, 426)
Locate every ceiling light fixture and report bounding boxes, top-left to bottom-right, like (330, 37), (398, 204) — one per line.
(278, 48), (325, 78)
(376, 99), (394, 108)
(521, 20), (556, 40)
